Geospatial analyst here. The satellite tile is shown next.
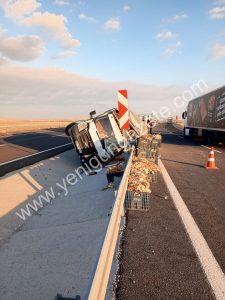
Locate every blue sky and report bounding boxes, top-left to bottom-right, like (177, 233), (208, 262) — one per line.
(0, 0), (225, 118)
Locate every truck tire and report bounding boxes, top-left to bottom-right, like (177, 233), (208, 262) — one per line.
(65, 122), (76, 136)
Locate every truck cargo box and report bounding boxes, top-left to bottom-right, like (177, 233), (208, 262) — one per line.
(186, 85), (225, 129)
(183, 85), (225, 144)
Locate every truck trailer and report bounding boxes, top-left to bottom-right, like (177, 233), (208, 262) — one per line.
(182, 85), (225, 145)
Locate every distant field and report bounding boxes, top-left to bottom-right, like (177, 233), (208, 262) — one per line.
(0, 117), (86, 135)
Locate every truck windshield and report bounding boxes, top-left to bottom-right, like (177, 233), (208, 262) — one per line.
(95, 116), (117, 147)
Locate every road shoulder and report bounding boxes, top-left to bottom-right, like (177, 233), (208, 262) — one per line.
(116, 172), (214, 299)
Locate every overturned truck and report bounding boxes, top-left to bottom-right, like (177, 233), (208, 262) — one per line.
(65, 108), (146, 165)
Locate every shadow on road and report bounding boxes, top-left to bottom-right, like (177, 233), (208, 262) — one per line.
(45, 128), (66, 133)
(3, 129), (69, 152)
(162, 158), (204, 168)
(0, 150), (81, 246)
(160, 134), (202, 147)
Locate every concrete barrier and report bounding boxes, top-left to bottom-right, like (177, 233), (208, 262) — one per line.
(0, 150), (80, 244)
(0, 149), (117, 299)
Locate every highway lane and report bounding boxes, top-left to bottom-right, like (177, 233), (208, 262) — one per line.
(117, 123), (219, 299)
(156, 123), (225, 277)
(155, 122), (225, 153)
(154, 122), (184, 135)
(0, 128), (73, 176)
(117, 171), (215, 299)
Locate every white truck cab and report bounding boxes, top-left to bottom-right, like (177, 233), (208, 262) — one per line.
(65, 108), (146, 165)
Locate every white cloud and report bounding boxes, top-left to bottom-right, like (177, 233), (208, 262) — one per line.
(21, 12), (81, 49)
(0, 34), (44, 61)
(0, 0), (41, 18)
(213, 0), (225, 4)
(79, 13), (96, 22)
(0, 2), (79, 50)
(162, 41), (182, 58)
(0, 25), (7, 35)
(54, 0), (69, 5)
(209, 6), (225, 19)
(52, 50), (75, 59)
(123, 5), (130, 13)
(0, 56), (9, 65)
(163, 12), (188, 23)
(210, 43), (225, 59)
(156, 31), (175, 41)
(104, 17), (120, 30)
(0, 65), (184, 118)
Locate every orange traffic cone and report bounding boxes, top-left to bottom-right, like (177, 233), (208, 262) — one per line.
(206, 147), (218, 169)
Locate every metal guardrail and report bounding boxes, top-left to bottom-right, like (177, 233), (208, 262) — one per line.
(87, 147), (134, 300)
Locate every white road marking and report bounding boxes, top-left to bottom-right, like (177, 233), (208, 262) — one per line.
(159, 159), (225, 300)
(201, 145), (222, 154)
(0, 142), (72, 166)
(177, 135), (184, 139)
(51, 134), (67, 138)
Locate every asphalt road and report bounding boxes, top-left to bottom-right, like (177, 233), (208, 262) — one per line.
(158, 123), (225, 274)
(117, 173), (214, 299)
(117, 122), (225, 299)
(0, 128), (73, 176)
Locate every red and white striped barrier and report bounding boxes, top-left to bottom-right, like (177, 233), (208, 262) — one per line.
(118, 90), (130, 130)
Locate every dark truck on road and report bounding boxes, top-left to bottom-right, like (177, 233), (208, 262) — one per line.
(183, 85), (225, 145)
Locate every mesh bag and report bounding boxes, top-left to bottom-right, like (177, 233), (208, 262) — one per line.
(125, 191), (150, 211)
(149, 170), (157, 183)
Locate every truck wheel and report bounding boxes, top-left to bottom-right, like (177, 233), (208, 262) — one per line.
(65, 122), (76, 136)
